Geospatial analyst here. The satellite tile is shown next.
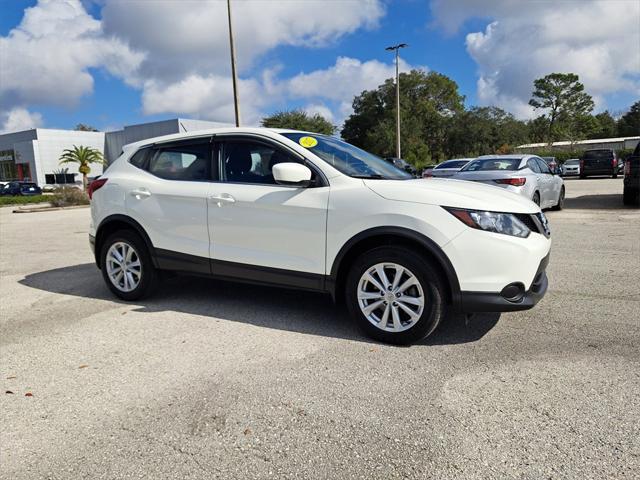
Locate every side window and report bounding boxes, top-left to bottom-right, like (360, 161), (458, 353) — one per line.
(536, 158), (552, 174)
(129, 147), (150, 169)
(148, 142), (211, 181)
(222, 141), (301, 185)
(527, 159), (541, 173)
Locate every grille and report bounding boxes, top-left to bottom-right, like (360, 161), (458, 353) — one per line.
(514, 213), (550, 237)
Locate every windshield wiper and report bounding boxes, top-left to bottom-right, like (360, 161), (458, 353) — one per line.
(351, 174), (386, 179)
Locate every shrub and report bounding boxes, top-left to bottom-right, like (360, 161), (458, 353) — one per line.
(0, 195), (51, 206)
(50, 187), (89, 207)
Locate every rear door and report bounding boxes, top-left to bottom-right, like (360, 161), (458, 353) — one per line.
(208, 136), (329, 286)
(125, 138), (213, 273)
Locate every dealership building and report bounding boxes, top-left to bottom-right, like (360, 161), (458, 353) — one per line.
(0, 118), (227, 186)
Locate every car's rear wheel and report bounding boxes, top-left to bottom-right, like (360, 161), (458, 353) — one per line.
(345, 247), (447, 345)
(100, 230), (158, 300)
(532, 191), (541, 206)
(551, 186), (565, 210)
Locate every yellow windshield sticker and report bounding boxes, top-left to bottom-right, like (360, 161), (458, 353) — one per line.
(299, 136), (318, 148)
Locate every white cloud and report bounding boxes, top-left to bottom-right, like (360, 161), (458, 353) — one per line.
(431, 0), (640, 118)
(304, 104), (335, 123)
(141, 56), (420, 127)
(0, 0), (143, 110)
(1, 108), (43, 133)
(101, 0), (385, 82)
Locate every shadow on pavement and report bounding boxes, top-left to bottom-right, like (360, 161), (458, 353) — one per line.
(20, 263), (500, 346)
(563, 193), (631, 210)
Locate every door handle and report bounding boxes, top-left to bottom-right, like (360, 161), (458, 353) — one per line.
(209, 193), (236, 206)
(130, 188), (151, 199)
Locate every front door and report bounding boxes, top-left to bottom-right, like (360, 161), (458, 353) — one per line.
(208, 137), (329, 288)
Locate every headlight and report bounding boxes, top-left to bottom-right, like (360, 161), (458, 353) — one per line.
(445, 208), (531, 238)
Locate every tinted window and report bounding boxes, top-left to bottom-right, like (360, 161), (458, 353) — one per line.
(148, 143), (211, 181)
(584, 150), (613, 160)
(535, 158), (552, 174)
(462, 158), (522, 171)
(280, 132), (411, 180)
(130, 147), (150, 169)
(222, 141), (301, 185)
(435, 160), (469, 169)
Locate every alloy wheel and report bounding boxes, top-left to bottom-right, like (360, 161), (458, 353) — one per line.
(106, 241), (142, 293)
(357, 262), (425, 332)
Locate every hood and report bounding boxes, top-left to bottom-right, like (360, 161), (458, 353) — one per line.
(364, 178), (538, 214)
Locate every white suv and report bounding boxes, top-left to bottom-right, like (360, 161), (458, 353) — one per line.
(89, 128), (551, 344)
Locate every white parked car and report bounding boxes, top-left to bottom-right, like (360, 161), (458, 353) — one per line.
(89, 128), (551, 344)
(562, 159), (581, 176)
(453, 154), (565, 209)
(427, 158), (474, 178)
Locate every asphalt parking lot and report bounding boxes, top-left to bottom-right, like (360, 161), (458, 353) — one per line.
(1, 178), (639, 479)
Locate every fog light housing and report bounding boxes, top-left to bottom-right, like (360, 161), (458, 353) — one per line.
(500, 283), (525, 302)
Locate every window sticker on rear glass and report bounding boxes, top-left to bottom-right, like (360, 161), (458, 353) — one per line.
(299, 136), (318, 148)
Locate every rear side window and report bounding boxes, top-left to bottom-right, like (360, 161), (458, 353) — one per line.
(527, 159), (541, 173)
(535, 158), (552, 174)
(129, 148), (150, 169)
(148, 142), (211, 181)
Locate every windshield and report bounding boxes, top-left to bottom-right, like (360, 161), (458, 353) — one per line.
(279, 132), (412, 180)
(565, 159), (579, 166)
(435, 160), (469, 169)
(584, 150), (613, 159)
(460, 158), (522, 172)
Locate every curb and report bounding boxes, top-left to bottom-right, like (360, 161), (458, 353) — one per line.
(12, 204), (90, 214)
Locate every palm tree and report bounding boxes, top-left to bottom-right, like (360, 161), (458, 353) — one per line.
(59, 145), (106, 191)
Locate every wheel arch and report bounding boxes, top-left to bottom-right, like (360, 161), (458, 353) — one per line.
(94, 214), (157, 269)
(328, 227), (461, 309)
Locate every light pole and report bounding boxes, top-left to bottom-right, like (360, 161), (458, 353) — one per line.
(227, 0), (241, 127)
(385, 43), (407, 159)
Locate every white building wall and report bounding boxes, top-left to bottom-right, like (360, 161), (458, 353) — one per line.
(34, 129), (105, 186)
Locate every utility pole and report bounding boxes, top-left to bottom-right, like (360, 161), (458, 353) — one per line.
(385, 43), (407, 159)
(227, 0), (241, 127)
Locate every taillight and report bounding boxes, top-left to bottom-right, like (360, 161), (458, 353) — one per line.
(625, 161), (631, 175)
(613, 158), (618, 168)
(423, 170), (433, 178)
(580, 159), (584, 171)
(495, 177), (526, 187)
(88, 178), (108, 199)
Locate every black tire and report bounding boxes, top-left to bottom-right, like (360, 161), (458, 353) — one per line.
(612, 173), (618, 179)
(532, 192), (541, 206)
(551, 186), (565, 210)
(580, 174), (586, 179)
(100, 229), (158, 301)
(623, 188), (640, 206)
(345, 246), (447, 345)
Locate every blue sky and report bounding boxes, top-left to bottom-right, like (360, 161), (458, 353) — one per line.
(1, 0), (638, 133)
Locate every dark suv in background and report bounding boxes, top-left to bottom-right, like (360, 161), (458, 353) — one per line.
(580, 149), (619, 178)
(623, 143), (640, 206)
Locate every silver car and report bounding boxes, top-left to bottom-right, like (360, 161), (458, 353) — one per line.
(562, 159), (581, 176)
(429, 158), (473, 178)
(453, 154), (565, 209)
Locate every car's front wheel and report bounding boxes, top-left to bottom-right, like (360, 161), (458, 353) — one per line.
(100, 230), (158, 301)
(345, 247), (447, 345)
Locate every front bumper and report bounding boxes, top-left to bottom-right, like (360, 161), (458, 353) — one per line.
(458, 254), (549, 313)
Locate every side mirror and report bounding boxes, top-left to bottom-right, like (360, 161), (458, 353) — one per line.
(273, 162), (312, 187)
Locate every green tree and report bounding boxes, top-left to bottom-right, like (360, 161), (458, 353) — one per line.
(527, 116), (550, 143)
(590, 111), (618, 138)
(74, 123), (99, 132)
(617, 101), (640, 136)
(59, 145), (106, 191)
(529, 73), (594, 142)
(342, 70), (464, 167)
(261, 109), (335, 135)
(445, 106), (529, 157)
